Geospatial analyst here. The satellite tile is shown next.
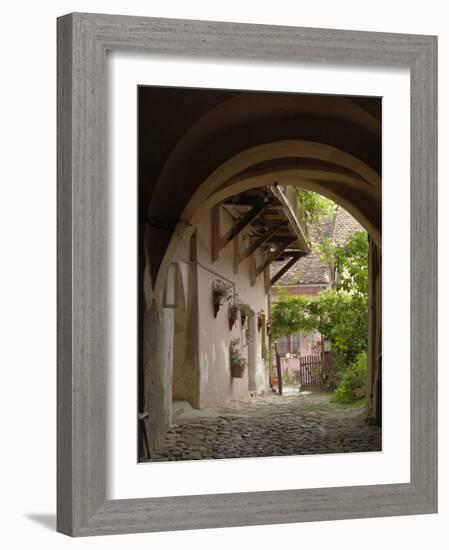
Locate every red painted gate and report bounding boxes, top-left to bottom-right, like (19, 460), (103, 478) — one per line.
(299, 354), (324, 391)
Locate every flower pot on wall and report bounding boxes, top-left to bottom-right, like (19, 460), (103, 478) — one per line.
(229, 304), (239, 330)
(212, 279), (233, 318)
(230, 338), (247, 379)
(230, 364), (245, 378)
(240, 304), (251, 328)
(213, 295), (224, 318)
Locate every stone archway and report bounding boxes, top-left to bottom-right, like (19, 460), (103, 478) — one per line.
(154, 140), (380, 298)
(139, 90), (382, 451)
(142, 175), (381, 448)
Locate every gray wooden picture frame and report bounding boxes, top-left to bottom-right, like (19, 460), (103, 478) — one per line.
(57, 12), (438, 537)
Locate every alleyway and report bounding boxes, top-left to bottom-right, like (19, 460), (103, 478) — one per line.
(147, 392), (381, 462)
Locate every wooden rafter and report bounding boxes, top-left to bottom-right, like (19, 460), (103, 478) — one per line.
(256, 238), (296, 276)
(223, 196), (280, 208)
(239, 226), (281, 263)
(270, 251), (304, 286)
(222, 206), (263, 243)
(211, 203), (263, 261)
(266, 235), (297, 243)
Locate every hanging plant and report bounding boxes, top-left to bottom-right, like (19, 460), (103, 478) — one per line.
(239, 303), (252, 328)
(212, 279), (233, 318)
(230, 338), (247, 378)
(228, 303), (240, 331)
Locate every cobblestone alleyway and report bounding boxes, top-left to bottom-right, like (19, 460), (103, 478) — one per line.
(147, 392), (381, 462)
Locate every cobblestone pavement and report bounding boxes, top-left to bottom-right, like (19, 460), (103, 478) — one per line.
(147, 392), (381, 462)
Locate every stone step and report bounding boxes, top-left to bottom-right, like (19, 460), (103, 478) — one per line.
(172, 400), (194, 421)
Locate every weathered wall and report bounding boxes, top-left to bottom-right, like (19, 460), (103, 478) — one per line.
(142, 227), (173, 449)
(144, 204), (296, 448)
(171, 237), (201, 409)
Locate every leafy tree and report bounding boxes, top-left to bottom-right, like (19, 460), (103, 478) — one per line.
(272, 289), (367, 365)
(332, 352), (367, 404)
(273, 193), (369, 367)
(334, 230), (369, 297)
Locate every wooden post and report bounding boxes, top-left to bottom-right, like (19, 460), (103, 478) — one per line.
(274, 341), (283, 396)
(366, 237), (382, 426)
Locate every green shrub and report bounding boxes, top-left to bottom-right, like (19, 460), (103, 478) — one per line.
(332, 353), (367, 404)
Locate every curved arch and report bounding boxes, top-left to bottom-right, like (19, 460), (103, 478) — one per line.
(178, 140), (380, 223)
(154, 93), (381, 199)
(192, 174), (379, 241)
(177, 140), (381, 223)
(153, 140), (381, 296)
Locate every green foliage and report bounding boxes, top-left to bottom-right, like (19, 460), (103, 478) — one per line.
(275, 190), (370, 394)
(332, 353), (367, 404)
(297, 189), (336, 228)
(334, 230), (369, 297)
(297, 189), (338, 287)
(272, 206), (369, 366)
(271, 290), (314, 337)
(271, 288), (367, 365)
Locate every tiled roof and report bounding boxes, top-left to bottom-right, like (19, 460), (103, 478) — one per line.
(332, 207), (363, 246)
(271, 207), (363, 287)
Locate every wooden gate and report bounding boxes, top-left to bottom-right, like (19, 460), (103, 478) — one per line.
(299, 354), (324, 391)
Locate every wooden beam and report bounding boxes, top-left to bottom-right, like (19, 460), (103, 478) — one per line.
(251, 221), (289, 230)
(267, 235), (298, 244)
(270, 251), (304, 286)
(256, 238), (296, 276)
(221, 206), (263, 245)
(212, 204), (264, 262)
(223, 196), (280, 208)
(270, 184), (311, 254)
(239, 227), (281, 263)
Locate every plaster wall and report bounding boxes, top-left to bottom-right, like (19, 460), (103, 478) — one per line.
(143, 229), (200, 450)
(195, 209), (269, 408)
(142, 227), (172, 449)
(171, 237), (201, 408)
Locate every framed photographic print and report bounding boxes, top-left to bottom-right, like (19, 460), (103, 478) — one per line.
(57, 12), (437, 536)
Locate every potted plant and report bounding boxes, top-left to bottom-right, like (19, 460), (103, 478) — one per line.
(230, 338), (247, 378)
(212, 279), (233, 318)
